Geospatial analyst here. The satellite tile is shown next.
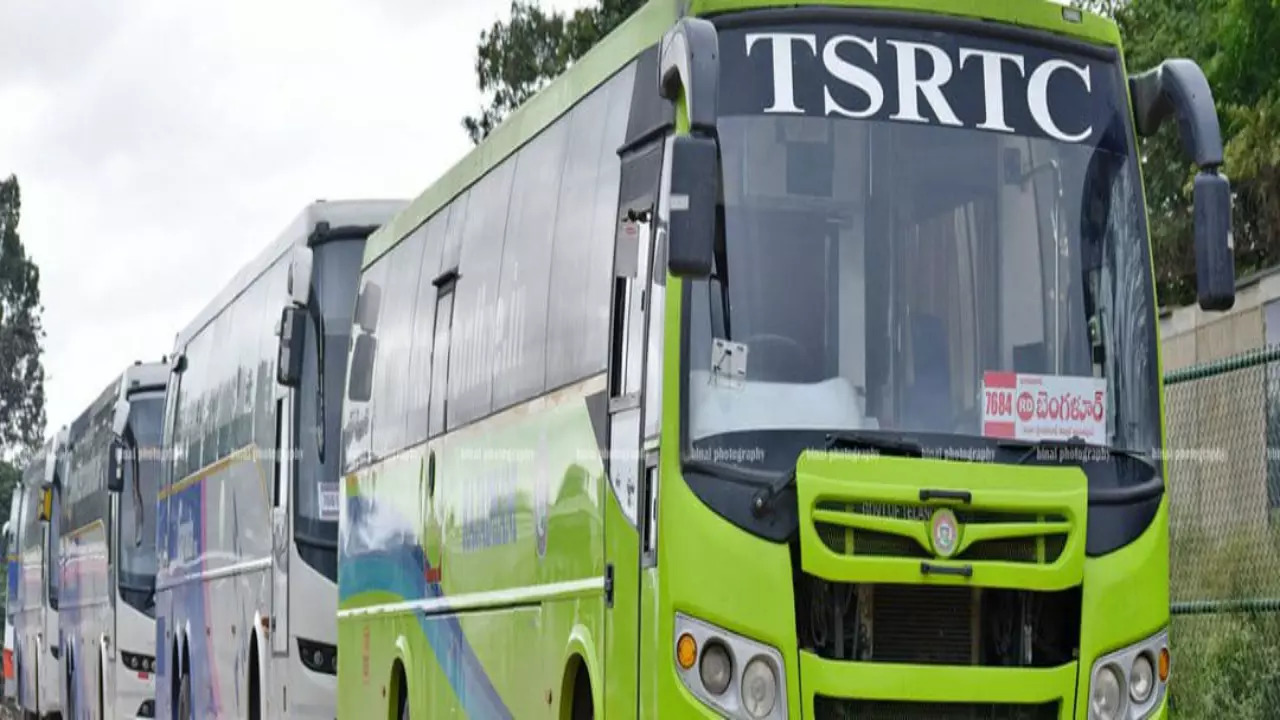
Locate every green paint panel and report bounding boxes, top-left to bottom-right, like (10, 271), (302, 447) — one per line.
(796, 453), (1088, 591)
(338, 379), (613, 718)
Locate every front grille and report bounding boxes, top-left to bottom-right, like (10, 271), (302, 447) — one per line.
(814, 697), (1060, 719)
(795, 580), (1081, 667)
(870, 585), (973, 664)
(813, 502), (1069, 564)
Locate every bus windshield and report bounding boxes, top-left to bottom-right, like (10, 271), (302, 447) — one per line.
(686, 21), (1160, 470)
(120, 393), (164, 599)
(295, 238), (364, 579)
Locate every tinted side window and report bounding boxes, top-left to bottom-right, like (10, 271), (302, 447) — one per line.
(405, 214), (447, 444)
(370, 231), (426, 459)
(448, 159), (517, 429)
(492, 121), (569, 410)
(253, 259), (290, 456)
(179, 329), (213, 478)
(546, 63), (637, 388)
(233, 279), (267, 451)
(209, 307), (237, 461)
(440, 191), (470, 275)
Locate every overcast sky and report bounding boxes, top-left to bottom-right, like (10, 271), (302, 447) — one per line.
(0, 0), (589, 436)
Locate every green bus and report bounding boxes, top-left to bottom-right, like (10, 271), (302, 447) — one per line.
(336, 0), (1234, 717)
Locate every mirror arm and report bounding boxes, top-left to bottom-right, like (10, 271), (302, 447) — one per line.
(659, 17), (720, 136)
(1129, 59), (1223, 171)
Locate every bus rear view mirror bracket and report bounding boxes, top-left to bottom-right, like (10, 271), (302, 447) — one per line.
(277, 304), (306, 388)
(1130, 58), (1235, 311)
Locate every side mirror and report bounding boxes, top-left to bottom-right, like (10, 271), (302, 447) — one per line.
(355, 281), (382, 334)
(666, 134), (719, 278)
(1193, 171), (1234, 310)
(37, 487), (51, 524)
(348, 333), (377, 403)
(277, 305), (307, 388)
(106, 437), (127, 494)
(1130, 58), (1234, 311)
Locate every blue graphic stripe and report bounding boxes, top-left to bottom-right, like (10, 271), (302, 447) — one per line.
(341, 496), (511, 719)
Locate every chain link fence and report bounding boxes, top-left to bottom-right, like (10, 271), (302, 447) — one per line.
(1165, 346), (1280, 718)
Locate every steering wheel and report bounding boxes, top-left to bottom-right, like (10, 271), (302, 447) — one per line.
(743, 333), (816, 379)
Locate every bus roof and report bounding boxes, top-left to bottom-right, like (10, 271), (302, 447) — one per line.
(174, 199), (405, 352)
(65, 361), (170, 449)
(20, 429), (65, 488)
(362, 0), (1119, 269)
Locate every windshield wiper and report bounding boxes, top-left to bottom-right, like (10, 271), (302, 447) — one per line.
(750, 431), (925, 518)
(995, 436), (1151, 466)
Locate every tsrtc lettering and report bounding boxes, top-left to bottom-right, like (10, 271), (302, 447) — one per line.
(744, 32), (1094, 142)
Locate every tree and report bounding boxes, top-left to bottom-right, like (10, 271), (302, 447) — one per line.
(0, 175), (47, 455)
(464, 0), (646, 144)
(1107, 0), (1280, 306)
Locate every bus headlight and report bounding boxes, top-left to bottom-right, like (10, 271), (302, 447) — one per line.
(1129, 654), (1154, 703)
(699, 641), (732, 695)
(296, 637), (337, 676)
(741, 657), (778, 718)
(122, 651), (155, 676)
(1088, 628), (1168, 720)
(673, 613), (786, 720)
(1090, 666), (1122, 720)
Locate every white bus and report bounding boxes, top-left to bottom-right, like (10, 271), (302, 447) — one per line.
(14, 432), (66, 720)
(4, 492), (21, 713)
(58, 361), (170, 720)
(154, 200), (404, 720)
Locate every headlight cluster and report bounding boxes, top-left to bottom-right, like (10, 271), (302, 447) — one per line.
(1089, 629), (1169, 720)
(122, 650), (156, 675)
(673, 613), (786, 720)
(297, 637), (338, 676)
(136, 698), (156, 717)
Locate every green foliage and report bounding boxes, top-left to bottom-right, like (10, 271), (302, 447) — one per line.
(0, 175), (47, 455)
(464, 0), (646, 144)
(0, 461), (16, 532)
(1107, 0), (1280, 305)
(1167, 526), (1280, 718)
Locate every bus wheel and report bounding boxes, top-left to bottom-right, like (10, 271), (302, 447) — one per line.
(571, 666), (593, 720)
(63, 656), (73, 720)
(177, 672), (192, 720)
(396, 667), (408, 720)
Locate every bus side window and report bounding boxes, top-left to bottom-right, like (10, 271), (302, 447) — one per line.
(428, 281), (456, 440)
(611, 144), (664, 402)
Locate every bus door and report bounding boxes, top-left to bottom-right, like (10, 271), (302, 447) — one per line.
(604, 140), (664, 717)
(272, 250), (312, 661)
(271, 346), (295, 659)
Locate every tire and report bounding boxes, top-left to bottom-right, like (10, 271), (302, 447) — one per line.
(571, 669), (593, 720)
(63, 653), (73, 720)
(177, 672), (192, 720)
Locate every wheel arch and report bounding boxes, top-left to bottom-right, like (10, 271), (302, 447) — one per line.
(558, 623), (600, 720)
(390, 634), (416, 720)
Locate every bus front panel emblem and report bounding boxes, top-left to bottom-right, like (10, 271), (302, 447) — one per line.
(930, 508), (960, 559)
